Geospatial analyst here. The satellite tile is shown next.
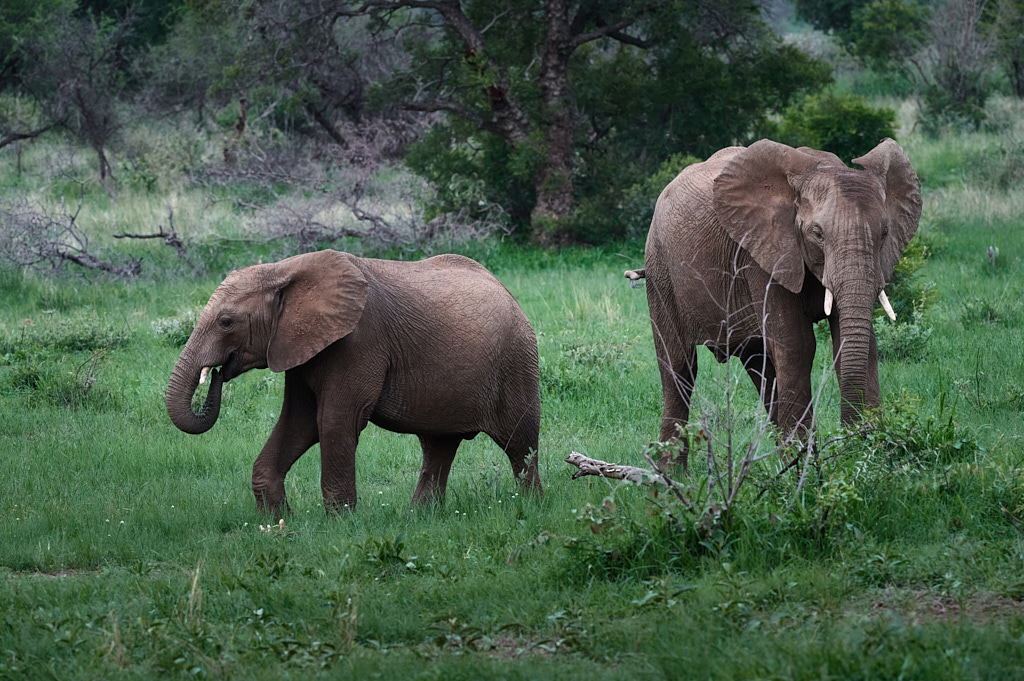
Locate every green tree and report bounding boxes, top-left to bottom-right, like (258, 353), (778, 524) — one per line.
(847, 0), (931, 73)
(794, 0), (871, 34)
(370, 0), (830, 242)
(13, 5), (139, 195)
(994, 0), (1024, 96)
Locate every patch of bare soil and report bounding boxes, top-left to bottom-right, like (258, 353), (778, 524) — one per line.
(860, 588), (1024, 626)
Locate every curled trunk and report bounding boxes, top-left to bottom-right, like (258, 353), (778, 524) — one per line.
(166, 346), (224, 434)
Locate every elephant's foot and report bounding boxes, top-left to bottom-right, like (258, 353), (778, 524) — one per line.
(322, 488), (357, 514)
(411, 487), (445, 507)
(323, 499), (356, 514)
(656, 445), (688, 476)
(514, 467), (543, 495)
(254, 489), (290, 518)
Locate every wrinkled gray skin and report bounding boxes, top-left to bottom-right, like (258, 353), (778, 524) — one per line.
(641, 139), (922, 453)
(166, 250), (542, 514)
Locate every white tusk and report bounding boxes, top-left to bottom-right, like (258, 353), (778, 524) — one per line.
(824, 288), (833, 316)
(879, 290), (896, 321)
(199, 366), (211, 385)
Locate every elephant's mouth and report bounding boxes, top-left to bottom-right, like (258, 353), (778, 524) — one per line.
(201, 352), (242, 384)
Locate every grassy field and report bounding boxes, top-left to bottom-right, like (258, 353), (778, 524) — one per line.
(3, 102), (1024, 679)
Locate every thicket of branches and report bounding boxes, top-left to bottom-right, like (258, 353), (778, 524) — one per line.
(1, 0), (1022, 276)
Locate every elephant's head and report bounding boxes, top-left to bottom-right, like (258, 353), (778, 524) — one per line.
(712, 138), (921, 422)
(166, 250), (367, 434)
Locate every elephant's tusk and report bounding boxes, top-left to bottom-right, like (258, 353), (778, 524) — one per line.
(199, 366), (211, 385)
(824, 288), (833, 316)
(879, 290), (896, 321)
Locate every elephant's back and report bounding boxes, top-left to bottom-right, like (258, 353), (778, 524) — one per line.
(643, 145), (760, 336)
(357, 254), (534, 347)
(646, 146), (743, 260)
(356, 255), (538, 435)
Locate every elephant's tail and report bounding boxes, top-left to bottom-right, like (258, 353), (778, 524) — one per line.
(624, 268), (645, 289)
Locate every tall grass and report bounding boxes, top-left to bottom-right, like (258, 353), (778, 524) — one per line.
(3, 102), (1024, 679)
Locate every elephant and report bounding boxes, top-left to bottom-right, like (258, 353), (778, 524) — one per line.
(629, 138), (921, 454)
(166, 249), (542, 513)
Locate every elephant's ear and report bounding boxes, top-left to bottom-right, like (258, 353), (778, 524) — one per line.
(267, 250), (368, 372)
(796, 147), (845, 167)
(713, 139), (820, 294)
(852, 138), (922, 281)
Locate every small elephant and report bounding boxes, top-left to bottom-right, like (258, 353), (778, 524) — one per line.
(635, 139), (922, 449)
(166, 250), (542, 513)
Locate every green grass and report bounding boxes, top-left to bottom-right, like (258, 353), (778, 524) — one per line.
(4, 104), (1024, 679)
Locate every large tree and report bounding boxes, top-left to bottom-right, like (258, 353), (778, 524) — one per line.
(357, 0), (830, 241)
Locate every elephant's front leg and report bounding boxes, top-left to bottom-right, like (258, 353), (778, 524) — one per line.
(252, 375), (319, 516)
(318, 410), (371, 512)
(765, 322), (817, 441)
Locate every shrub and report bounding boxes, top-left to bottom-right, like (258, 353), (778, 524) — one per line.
(0, 315), (131, 354)
(875, 307), (931, 362)
(539, 338), (639, 401)
(774, 92), (897, 163)
(617, 153), (702, 241)
(559, 391), (977, 581)
(151, 308), (199, 347)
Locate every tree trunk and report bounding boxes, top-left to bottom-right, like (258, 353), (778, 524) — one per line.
(530, 0), (576, 239)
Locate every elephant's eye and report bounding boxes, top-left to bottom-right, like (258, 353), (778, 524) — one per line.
(881, 225), (890, 239)
(219, 317), (233, 329)
(810, 225), (823, 240)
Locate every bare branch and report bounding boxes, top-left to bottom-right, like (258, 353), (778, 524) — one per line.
(113, 206), (190, 261)
(572, 18), (638, 48)
(564, 452), (691, 491)
(0, 122), (60, 150)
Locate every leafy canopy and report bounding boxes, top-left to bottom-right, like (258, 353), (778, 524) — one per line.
(397, 0), (832, 243)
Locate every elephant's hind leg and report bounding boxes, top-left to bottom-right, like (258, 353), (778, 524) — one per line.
(488, 405), (542, 495)
(646, 276), (697, 445)
(412, 434), (463, 505)
(252, 374), (319, 516)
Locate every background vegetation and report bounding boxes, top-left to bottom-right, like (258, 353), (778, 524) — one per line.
(3, 0), (1024, 678)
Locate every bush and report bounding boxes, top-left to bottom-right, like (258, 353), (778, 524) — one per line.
(920, 73), (990, 137)
(540, 338), (640, 401)
(0, 314), (132, 354)
(559, 392), (977, 582)
(151, 309), (199, 347)
(774, 92), (897, 163)
(875, 306), (931, 362)
(617, 153), (702, 241)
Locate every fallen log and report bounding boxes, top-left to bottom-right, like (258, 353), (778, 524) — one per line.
(564, 451), (685, 489)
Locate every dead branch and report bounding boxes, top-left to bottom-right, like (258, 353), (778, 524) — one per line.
(0, 190), (141, 278)
(564, 452), (688, 490)
(0, 122), (59, 150)
(113, 206), (188, 260)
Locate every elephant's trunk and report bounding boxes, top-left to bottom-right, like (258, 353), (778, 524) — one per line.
(834, 281), (880, 425)
(166, 343), (224, 435)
